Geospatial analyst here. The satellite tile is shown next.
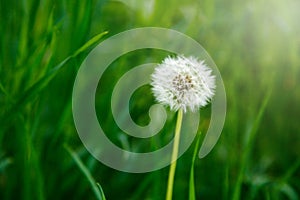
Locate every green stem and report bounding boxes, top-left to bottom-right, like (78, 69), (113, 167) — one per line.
(166, 109), (183, 200)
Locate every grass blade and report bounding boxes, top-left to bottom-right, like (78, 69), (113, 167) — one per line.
(0, 31), (108, 127)
(64, 145), (106, 200)
(71, 31), (108, 59)
(233, 90), (272, 200)
(96, 183), (107, 200)
(189, 132), (202, 200)
(277, 183), (298, 200)
(281, 159), (300, 182)
(0, 157), (12, 173)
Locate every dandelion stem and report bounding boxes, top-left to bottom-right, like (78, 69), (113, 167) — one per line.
(166, 108), (183, 200)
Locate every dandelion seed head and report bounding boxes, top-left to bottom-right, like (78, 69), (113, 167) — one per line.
(151, 55), (216, 112)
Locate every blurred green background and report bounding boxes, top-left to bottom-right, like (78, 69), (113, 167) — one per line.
(0, 0), (300, 199)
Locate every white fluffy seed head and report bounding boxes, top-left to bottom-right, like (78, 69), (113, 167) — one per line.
(151, 55), (216, 112)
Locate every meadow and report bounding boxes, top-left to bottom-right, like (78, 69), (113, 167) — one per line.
(0, 0), (300, 199)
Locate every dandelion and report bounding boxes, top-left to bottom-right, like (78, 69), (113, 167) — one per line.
(151, 55), (215, 112)
(150, 55), (216, 200)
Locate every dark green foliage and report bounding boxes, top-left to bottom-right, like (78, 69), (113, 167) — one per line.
(0, 0), (299, 199)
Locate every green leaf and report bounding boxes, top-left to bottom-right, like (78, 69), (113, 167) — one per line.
(233, 90), (272, 200)
(277, 183), (299, 200)
(0, 31), (108, 127)
(281, 159), (300, 182)
(0, 157), (12, 173)
(189, 132), (202, 200)
(71, 31), (108, 59)
(64, 145), (106, 200)
(96, 183), (107, 200)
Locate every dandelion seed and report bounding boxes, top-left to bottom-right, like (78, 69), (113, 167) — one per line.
(151, 55), (216, 112)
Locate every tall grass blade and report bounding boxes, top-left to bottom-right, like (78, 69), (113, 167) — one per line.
(278, 183), (298, 200)
(65, 145), (106, 200)
(96, 183), (107, 200)
(0, 31), (108, 127)
(0, 157), (12, 173)
(233, 90), (272, 200)
(281, 159), (300, 182)
(189, 132), (202, 200)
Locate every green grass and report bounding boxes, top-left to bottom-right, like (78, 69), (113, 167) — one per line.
(65, 145), (106, 200)
(189, 132), (202, 200)
(1, 0), (300, 199)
